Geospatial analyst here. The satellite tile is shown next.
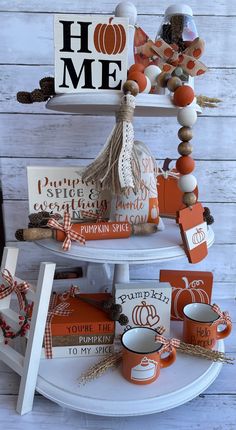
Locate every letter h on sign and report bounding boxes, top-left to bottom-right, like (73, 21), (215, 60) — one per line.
(54, 15), (129, 93)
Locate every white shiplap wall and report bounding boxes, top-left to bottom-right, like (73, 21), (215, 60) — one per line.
(0, 1), (236, 427)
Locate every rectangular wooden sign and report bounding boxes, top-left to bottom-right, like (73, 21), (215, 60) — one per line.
(54, 14), (128, 93)
(27, 166), (111, 221)
(115, 281), (172, 336)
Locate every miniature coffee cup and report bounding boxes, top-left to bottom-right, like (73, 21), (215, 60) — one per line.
(183, 302), (232, 349)
(121, 327), (177, 385)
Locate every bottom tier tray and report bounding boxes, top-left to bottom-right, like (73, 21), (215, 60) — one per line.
(36, 323), (223, 416)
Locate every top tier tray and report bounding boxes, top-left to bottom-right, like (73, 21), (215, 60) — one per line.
(46, 93), (201, 117)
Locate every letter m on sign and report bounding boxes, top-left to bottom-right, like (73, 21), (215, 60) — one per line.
(54, 14), (129, 93)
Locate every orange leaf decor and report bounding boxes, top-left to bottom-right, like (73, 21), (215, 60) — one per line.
(160, 270), (213, 321)
(132, 301), (160, 327)
(94, 18), (126, 55)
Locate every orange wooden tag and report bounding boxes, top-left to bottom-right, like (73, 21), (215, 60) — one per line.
(177, 202), (208, 264)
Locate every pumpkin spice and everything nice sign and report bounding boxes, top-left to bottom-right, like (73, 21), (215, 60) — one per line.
(27, 166), (110, 221)
(54, 15), (128, 93)
(115, 282), (172, 336)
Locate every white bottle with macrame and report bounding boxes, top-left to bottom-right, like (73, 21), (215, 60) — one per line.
(110, 140), (165, 230)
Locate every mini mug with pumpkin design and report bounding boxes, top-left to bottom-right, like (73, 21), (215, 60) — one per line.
(183, 303), (232, 349)
(121, 327), (177, 385)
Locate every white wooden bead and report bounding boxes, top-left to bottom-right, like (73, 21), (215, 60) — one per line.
(177, 107), (197, 127)
(144, 65), (162, 86)
(178, 174), (197, 192)
(142, 75), (152, 93)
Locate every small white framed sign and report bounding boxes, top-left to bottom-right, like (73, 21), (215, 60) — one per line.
(54, 14), (129, 93)
(27, 166), (111, 221)
(115, 281), (172, 336)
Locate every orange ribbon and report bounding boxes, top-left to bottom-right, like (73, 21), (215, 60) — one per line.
(47, 211), (85, 250)
(0, 269), (30, 311)
(211, 304), (232, 326)
(155, 334), (180, 352)
(137, 37), (207, 77)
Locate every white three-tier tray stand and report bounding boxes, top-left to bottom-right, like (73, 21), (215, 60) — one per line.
(0, 5), (223, 416)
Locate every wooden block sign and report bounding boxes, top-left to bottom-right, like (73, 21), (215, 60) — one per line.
(54, 14), (129, 93)
(160, 270), (213, 321)
(115, 282), (172, 336)
(177, 202), (208, 264)
(27, 166), (111, 221)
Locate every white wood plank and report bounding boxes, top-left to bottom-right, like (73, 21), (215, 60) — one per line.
(3, 201), (236, 245)
(0, 394), (235, 429)
(0, 66), (234, 116)
(0, 13), (234, 67)
(1, 114), (235, 160)
(1, 158), (235, 202)
(0, 0), (235, 15)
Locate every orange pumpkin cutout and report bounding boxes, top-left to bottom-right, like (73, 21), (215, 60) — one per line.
(132, 301), (160, 328)
(157, 158), (198, 218)
(94, 18), (126, 55)
(160, 270), (213, 321)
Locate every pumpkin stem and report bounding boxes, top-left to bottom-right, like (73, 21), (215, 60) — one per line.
(162, 158), (172, 172)
(182, 276), (189, 289)
(109, 17), (113, 24)
(141, 301), (146, 305)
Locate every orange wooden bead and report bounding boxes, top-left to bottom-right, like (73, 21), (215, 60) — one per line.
(128, 63), (145, 76)
(173, 85), (195, 107)
(176, 156), (195, 174)
(128, 71), (147, 93)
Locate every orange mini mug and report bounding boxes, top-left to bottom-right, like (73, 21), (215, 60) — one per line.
(183, 302), (232, 349)
(121, 327), (177, 385)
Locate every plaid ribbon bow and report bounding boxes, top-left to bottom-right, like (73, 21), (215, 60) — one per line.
(155, 334), (180, 352)
(47, 211), (85, 251)
(81, 206), (107, 223)
(0, 269), (30, 311)
(44, 293), (72, 359)
(138, 37), (207, 77)
(211, 304), (232, 326)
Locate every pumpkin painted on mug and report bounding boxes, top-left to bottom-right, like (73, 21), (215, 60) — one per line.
(94, 18), (126, 55)
(132, 301), (160, 327)
(192, 228), (206, 245)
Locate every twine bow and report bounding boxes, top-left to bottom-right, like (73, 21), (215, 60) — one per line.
(155, 334), (180, 352)
(137, 37), (207, 77)
(44, 293), (72, 359)
(81, 207), (107, 223)
(211, 304), (232, 325)
(47, 211), (85, 250)
(157, 167), (179, 180)
(0, 269), (30, 311)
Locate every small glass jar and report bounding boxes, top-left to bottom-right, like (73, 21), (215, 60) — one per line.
(156, 4), (198, 51)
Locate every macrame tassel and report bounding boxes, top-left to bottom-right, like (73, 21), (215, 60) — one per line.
(82, 94), (140, 195)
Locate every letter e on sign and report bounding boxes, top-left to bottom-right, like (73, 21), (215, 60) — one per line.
(54, 15), (128, 93)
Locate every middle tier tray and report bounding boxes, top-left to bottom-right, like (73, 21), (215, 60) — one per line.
(35, 218), (214, 265)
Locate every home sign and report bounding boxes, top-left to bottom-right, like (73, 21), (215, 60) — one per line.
(54, 14), (129, 93)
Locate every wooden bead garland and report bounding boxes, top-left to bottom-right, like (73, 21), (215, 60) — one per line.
(178, 127), (193, 142)
(178, 141), (193, 156)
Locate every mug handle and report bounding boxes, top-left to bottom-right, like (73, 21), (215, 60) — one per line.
(216, 319), (232, 340)
(159, 347), (176, 368)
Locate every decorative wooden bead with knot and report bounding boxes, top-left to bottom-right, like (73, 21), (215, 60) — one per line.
(122, 80), (139, 97)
